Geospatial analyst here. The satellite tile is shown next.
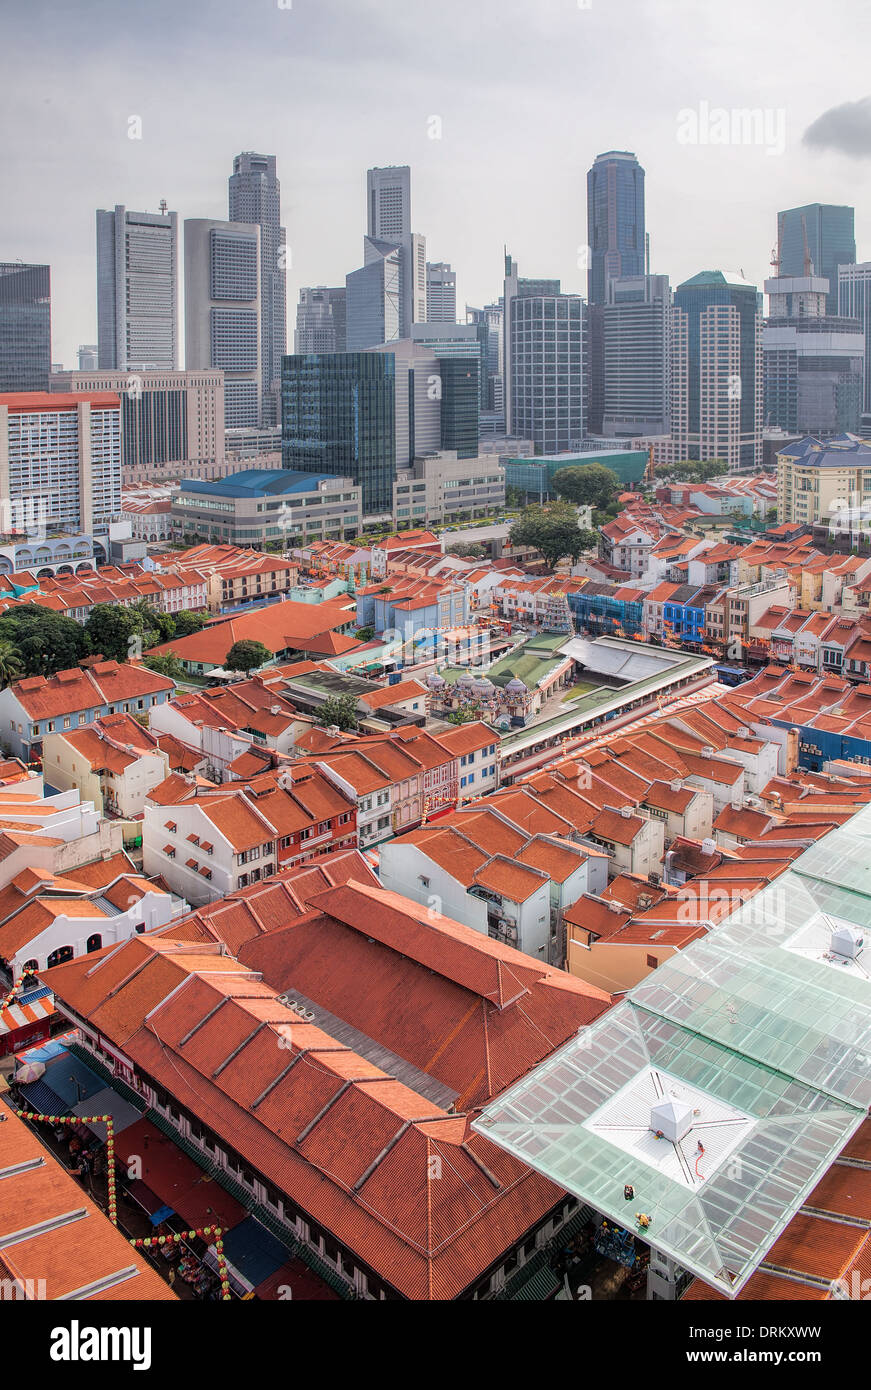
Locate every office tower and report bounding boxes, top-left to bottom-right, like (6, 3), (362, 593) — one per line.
(184, 218), (261, 430)
(282, 352), (396, 514)
(281, 341), (478, 514)
(294, 287), (347, 353)
(346, 242), (402, 350)
(228, 153), (287, 426)
(602, 275), (671, 436)
(777, 205), (855, 315)
(586, 151), (646, 306)
(50, 368), (225, 484)
(426, 262), (457, 322)
(77, 345), (98, 371)
(346, 166), (426, 349)
(367, 165), (411, 239)
(436, 358), (479, 457)
(0, 263), (51, 392)
(672, 270), (763, 470)
(502, 254), (583, 454)
(410, 322), (487, 413)
(763, 272), (863, 437)
(466, 302), (504, 411)
(839, 263), (871, 417)
(96, 205), (179, 371)
(0, 391), (121, 537)
(502, 253), (562, 438)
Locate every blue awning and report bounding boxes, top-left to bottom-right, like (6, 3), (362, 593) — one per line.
(18, 1076), (68, 1116)
(41, 1053), (104, 1106)
(207, 1218), (289, 1291)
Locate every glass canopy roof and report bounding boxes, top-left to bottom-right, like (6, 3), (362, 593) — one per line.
(473, 818), (871, 1297)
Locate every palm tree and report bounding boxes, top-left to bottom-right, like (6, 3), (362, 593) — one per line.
(0, 641), (24, 688)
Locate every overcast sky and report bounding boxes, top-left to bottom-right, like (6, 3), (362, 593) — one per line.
(4, 0), (871, 367)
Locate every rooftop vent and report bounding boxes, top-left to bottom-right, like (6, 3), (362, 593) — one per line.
(670, 779), (683, 794)
(650, 1098), (694, 1144)
(701, 837), (716, 857)
(831, 925), (864, 960)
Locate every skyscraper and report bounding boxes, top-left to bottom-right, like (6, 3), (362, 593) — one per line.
(838, 263), (871, 417)
(282, 341), (478, 515)
(346, 242), (402, 351)
(228, 153), (287, 426)
(367, 165), (411, 240)
(77, 345), (98, 371)
(672, 271), (763, 470)
(346, 167), (426, 349)
(282, 352), (396, 514)
(294, 287), (347, 353)
(96, 205), (179, 371)
(764, 272), (863, 437)
(602, 274), (671, 437)
(184, 218), (261, 429)
(586, 151), (646, 306)
(777, 205), (855, 316)
(503, 255), (582, 454)
(0, 263), (51, 392)
(426, 263), (457, 323)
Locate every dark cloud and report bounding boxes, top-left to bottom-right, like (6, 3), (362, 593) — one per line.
(803, 98), (871, 158)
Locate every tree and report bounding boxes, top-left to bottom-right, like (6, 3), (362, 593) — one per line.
(225, 639), (273, 674)
(0, 641), (24, 688)
(173, 610), (210, 638)
(314, 693), (359, 732)
(84, 605), (144, 663)
(144, 653), (187, 681)
(0, 606), (89, 676)
(510, 503), (598, 569)
(552, 463), (620, 510)
(446, 706), (479, 725)
(354, 626), (375, 642)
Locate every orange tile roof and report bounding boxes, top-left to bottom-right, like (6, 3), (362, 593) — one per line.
(0, 1108), (174, 1301)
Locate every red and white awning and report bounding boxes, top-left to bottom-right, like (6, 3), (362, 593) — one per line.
(0, 994), (55, 1037)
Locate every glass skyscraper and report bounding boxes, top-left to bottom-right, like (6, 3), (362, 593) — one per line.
(778, 205), (855, 316)
(0, 262), (51, 392)
(281, 352), (396, 514)
(586, 151), (646, 307)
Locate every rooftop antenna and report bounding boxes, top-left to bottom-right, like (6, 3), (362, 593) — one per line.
(159, 199), (168, 216)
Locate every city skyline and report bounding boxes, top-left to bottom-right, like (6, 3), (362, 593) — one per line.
(4, 0), (870, 367)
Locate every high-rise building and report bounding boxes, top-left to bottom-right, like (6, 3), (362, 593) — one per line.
(294, 287), (347, 353)
(586, 151), (646, 307)
(777, 204), (855, 316)
(426, 262), (457, 323)
(228, 153), (287, 426)
(672, 270), (763, 471)
(346, 167), (426, 349)
(184, 218), (261, 430)
(503, 254), (583, 454)
(602, 274), (671, 437)
(0, 391), (121, 538)
(282, 352), (396, 515)
(838, 263), (871, 417)
(50, 368), (225, 485)
(466, 301), (504, 412)
(77, 345), (98, 372)
(410, 322), (487, 412)
(763, 273), (864, 437)
(367, 165), (411, 240)
(96, 205), (179, 371)
(282, 341), (478, 515)
(346, 242), (402, 351)
(0, 263), (51, 393)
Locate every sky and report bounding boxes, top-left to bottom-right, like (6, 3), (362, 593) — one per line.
(3, 0), (871, 368)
